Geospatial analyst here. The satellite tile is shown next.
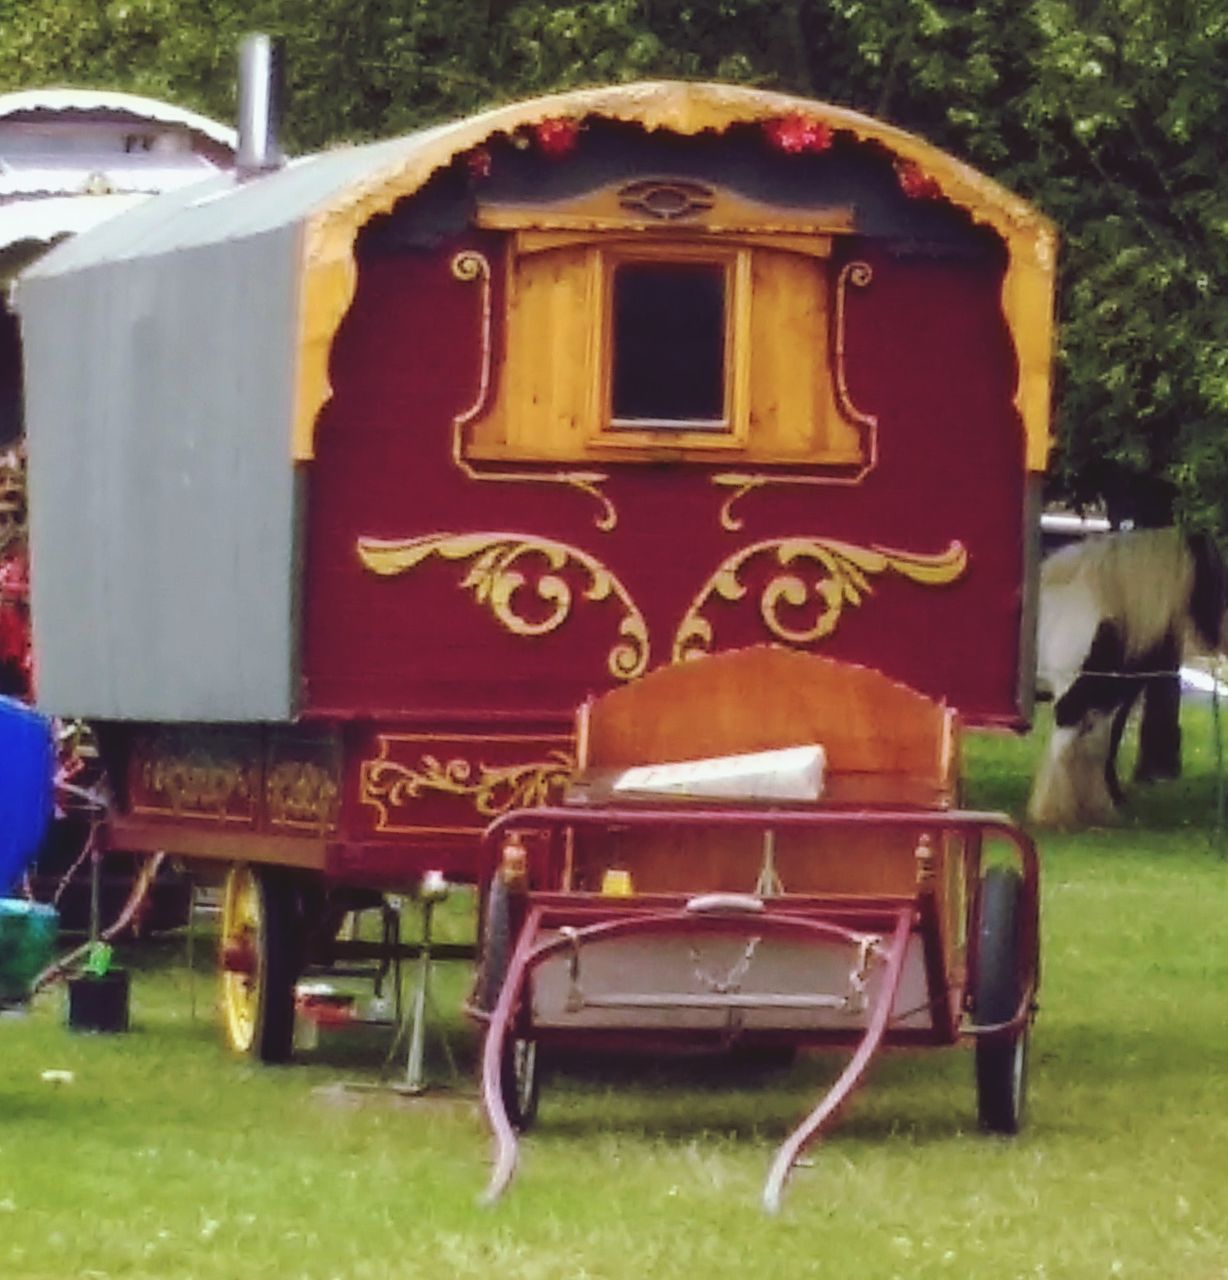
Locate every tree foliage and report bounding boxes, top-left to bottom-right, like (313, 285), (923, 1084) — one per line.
(1, 0), (1225, 532)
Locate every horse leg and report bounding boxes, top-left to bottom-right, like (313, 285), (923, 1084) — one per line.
(1030, 621), (1127, 827)
(1028, 725), (1082, 826)
(1105, 689), (1139, 808)
(1134, 632), (1182, 783)
(1029, 714), (1119, 827)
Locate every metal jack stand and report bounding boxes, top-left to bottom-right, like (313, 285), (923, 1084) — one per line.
(381, 870), (459, 1093)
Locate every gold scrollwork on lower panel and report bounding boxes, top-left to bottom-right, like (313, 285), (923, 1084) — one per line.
(357, 531), (649, 681)
(361, 745), (576, 832)
(673, 537), (968, 661)
(134, 750), (259, 824)
(266, 761), (341, 833)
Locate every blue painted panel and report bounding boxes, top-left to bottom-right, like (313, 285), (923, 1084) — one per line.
(0, 695), (53, 891)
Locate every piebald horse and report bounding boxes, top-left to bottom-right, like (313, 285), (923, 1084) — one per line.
(1029, 527), (1227, 827)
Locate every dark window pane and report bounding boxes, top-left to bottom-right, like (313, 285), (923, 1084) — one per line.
(611, 261), (726, 424)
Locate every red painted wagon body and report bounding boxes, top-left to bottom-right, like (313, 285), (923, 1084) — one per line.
(16, 82), (1054, 1157)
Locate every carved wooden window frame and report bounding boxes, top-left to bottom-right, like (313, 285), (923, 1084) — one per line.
(465, 180), (865, 468)
(597, 240), (751, 451)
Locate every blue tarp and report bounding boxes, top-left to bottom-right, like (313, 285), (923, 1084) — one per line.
(0, 696), (54, 893)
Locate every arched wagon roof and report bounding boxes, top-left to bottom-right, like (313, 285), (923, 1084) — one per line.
(20, 80), (1056, 472)
(0, 87), (238, 149)
(0, 87), (236, 269)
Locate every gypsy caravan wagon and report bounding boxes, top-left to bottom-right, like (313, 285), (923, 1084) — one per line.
(15, 79), (1054, 1190)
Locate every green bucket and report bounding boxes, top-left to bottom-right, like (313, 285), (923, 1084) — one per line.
(0, 898), (58, 1004)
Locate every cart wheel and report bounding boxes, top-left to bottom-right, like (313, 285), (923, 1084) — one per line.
(473, 874), (513, 1014)
(475, 875), (541, 1130)
(973, 865), (1029, 1134)
(501, 1034), (541, 1131)
(220, 864), (300, 1063)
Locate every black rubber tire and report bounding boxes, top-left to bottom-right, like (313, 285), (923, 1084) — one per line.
(501, 1034), (541, 1132)
(473, 874), (513, 1014)
(973, 865), (1029, 1134)
(252, 866), (301, 1064)
(475, 875), (540, 1129)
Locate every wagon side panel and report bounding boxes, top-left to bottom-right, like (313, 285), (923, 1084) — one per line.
(22, 228), (302, 722)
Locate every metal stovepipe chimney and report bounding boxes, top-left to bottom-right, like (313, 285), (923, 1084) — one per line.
(235, 33), (285, 176)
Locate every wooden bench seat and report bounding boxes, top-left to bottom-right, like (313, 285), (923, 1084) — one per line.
(566, 646), (961, 897)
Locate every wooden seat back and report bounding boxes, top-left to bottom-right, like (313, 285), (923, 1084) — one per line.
(564, 647), (961, 899)
(577, 646), (957, 807)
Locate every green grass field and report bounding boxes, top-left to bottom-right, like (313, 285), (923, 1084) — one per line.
(3, 709), (1228, 1279)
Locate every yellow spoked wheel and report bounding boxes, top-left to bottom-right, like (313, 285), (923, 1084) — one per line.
(220, 865), (261, 1054)
(219, 864), (299, 1062)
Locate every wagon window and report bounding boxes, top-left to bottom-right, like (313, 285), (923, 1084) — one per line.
(461, 224), (865, 469)
(610, 261), (728, 428)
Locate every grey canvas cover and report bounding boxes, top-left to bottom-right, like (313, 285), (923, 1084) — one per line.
(17, 172), (307, 720)
(16, 132), (452, 721)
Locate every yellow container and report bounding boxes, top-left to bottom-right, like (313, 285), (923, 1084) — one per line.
(601, 868), (633, 897)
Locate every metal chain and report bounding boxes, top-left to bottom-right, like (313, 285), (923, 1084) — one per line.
(690, 935), (761, 995)
(561, 927), (887, 1015)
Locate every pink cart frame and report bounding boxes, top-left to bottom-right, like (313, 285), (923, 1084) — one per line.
(476, 804), (1039, 1212)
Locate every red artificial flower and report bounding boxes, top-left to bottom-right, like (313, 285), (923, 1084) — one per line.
(532, 117), (580, 158)
(0, 551), (31, 694)
(0, 549), (28, 601)
(895, 159), (942, 200)
(465, 146), (492, 180)
(763, 114), (834, 155)
(0, 603), (27, 667)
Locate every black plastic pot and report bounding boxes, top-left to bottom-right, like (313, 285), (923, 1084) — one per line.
(67, 969), (130, 1033)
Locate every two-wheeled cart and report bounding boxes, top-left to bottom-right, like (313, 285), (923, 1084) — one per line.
(471, 647), (1039, 1210)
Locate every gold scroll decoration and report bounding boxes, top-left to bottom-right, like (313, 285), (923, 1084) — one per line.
(357, 531), (649, 681)
(362, 747), (575, 830)
(265, 761), (341, 832)
(134, 744), (259, 824)
(673, 537), (968, 662)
